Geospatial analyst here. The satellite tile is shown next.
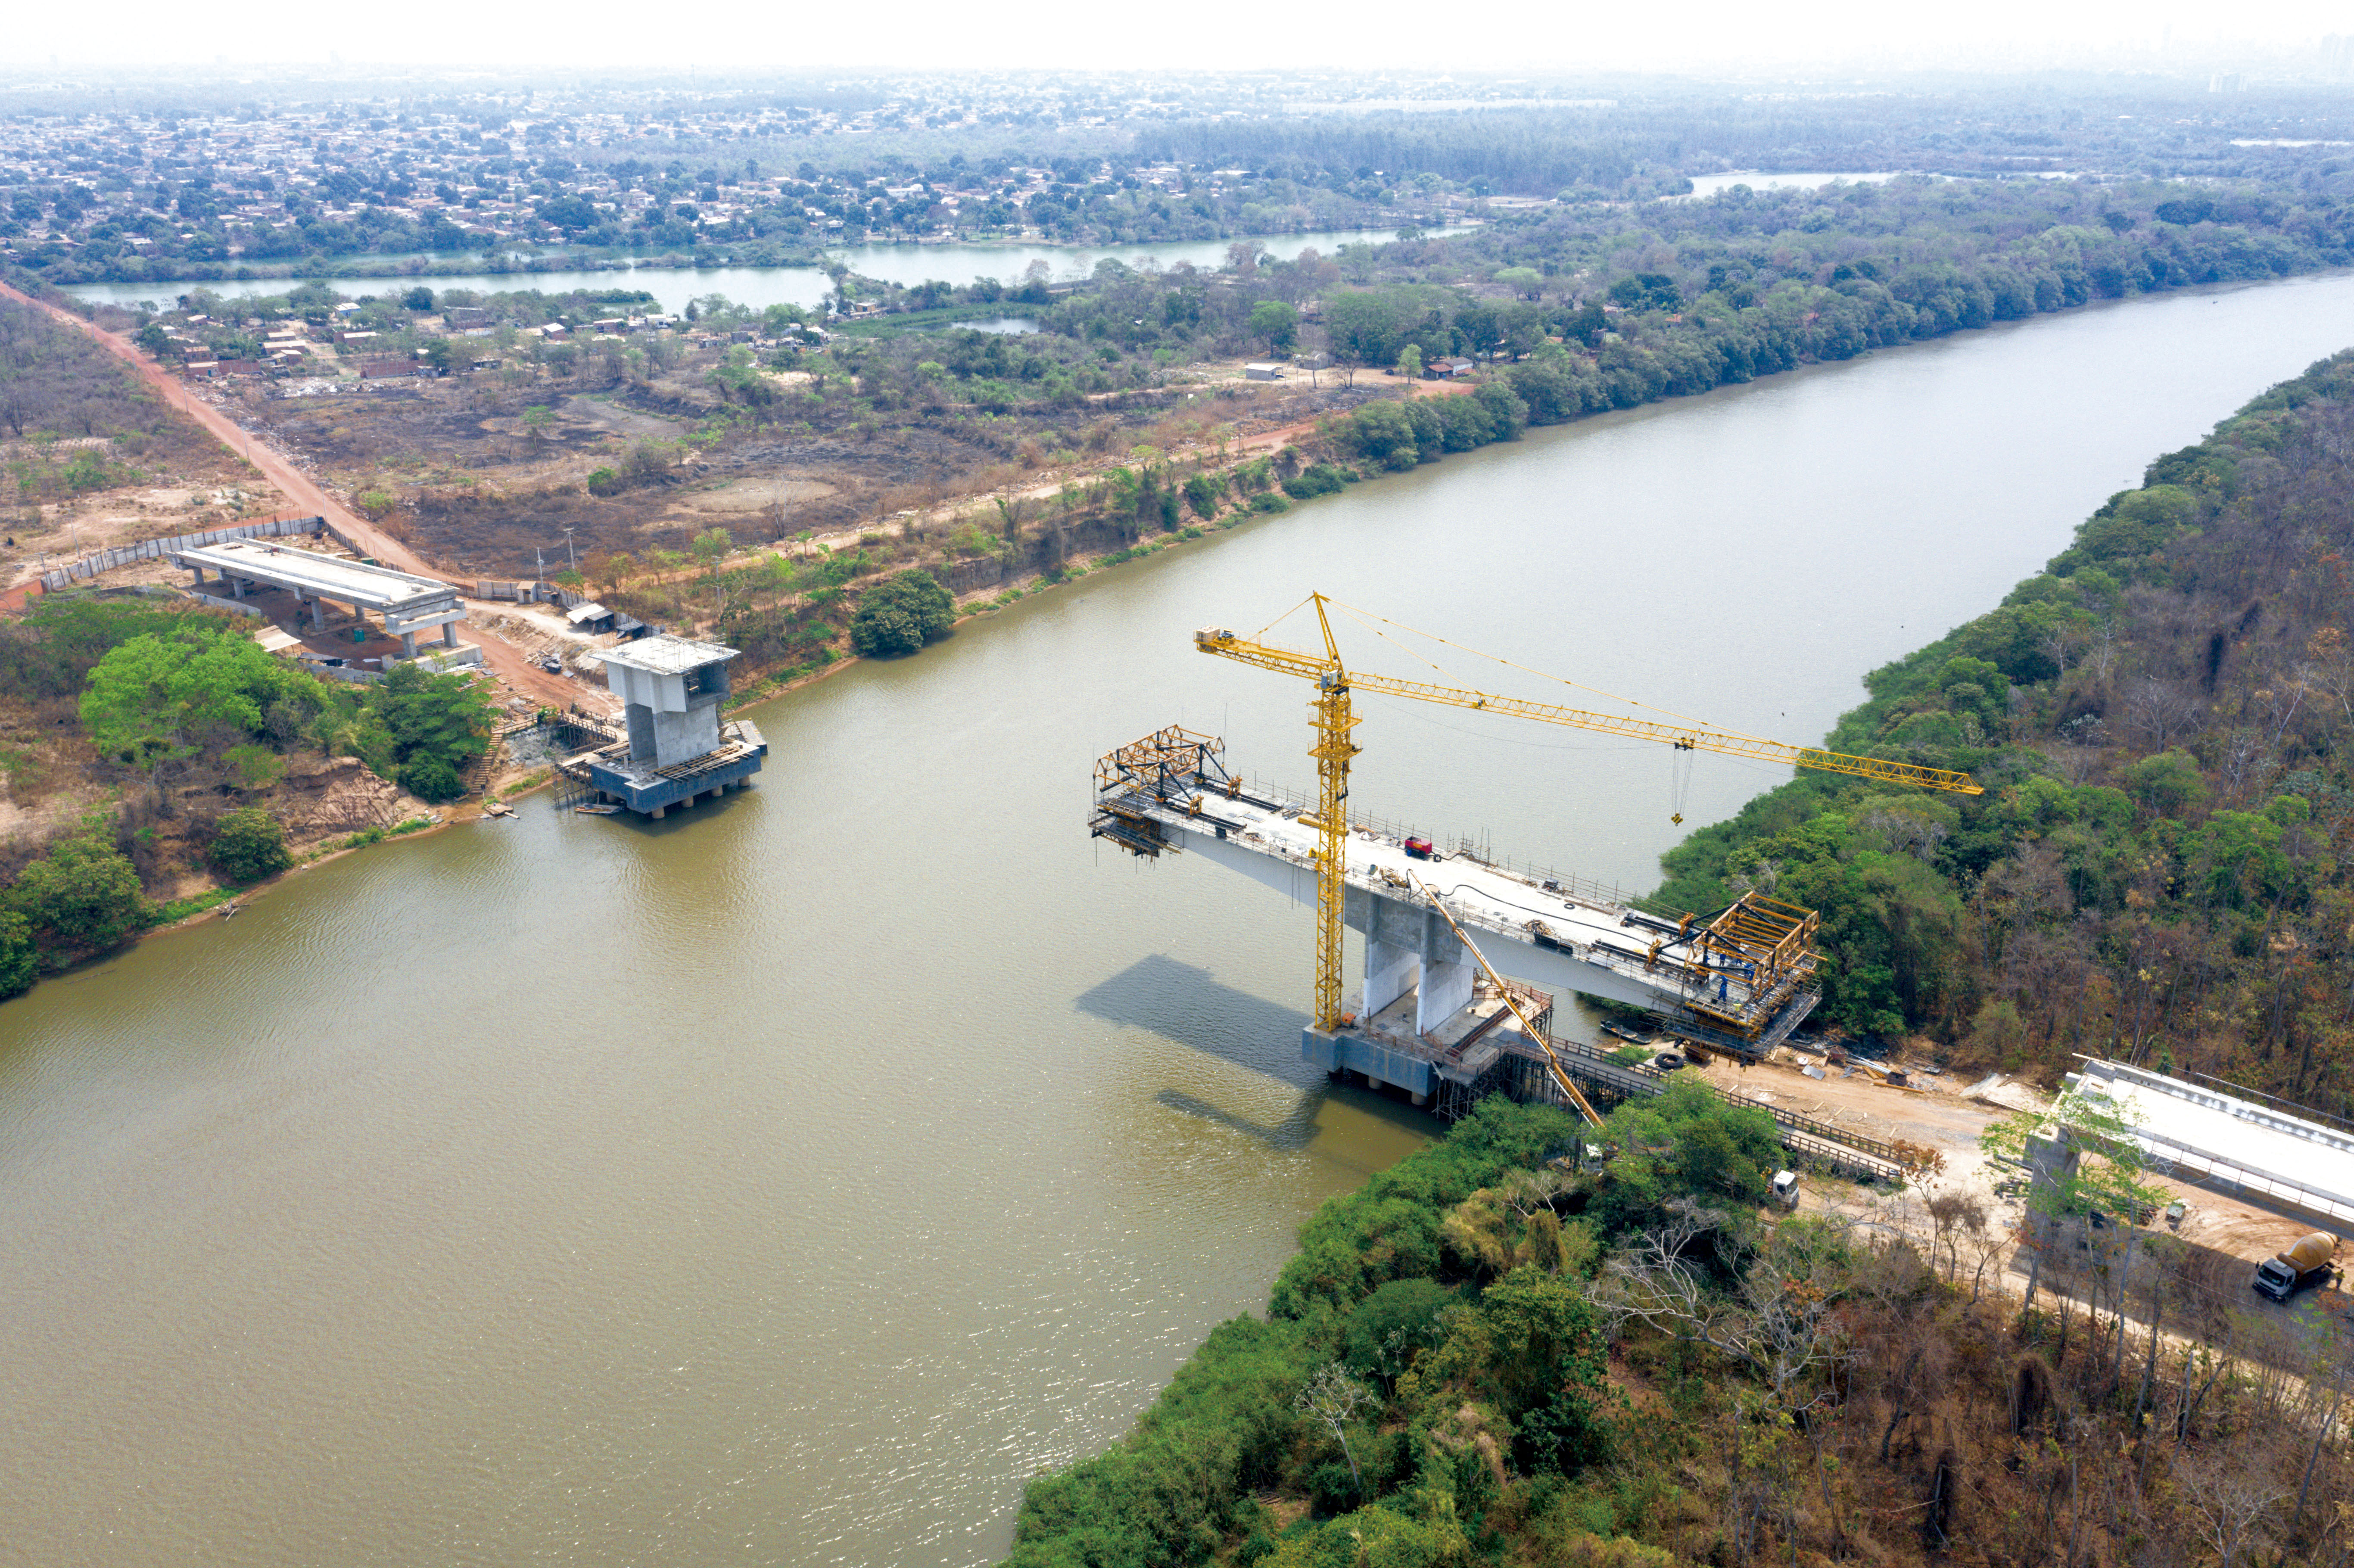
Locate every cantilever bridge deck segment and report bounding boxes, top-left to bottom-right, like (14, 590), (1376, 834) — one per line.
(1089, 728), (1903, 1180)
(1091, 728), (1823, 1088)
(171, 538), (465, 657)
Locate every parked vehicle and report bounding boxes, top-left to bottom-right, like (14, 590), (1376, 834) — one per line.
(2253, 1232), (2341, 1302)
(1770, 1170), (1801, 1210)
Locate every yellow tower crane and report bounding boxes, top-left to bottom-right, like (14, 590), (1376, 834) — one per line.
(1194, 592), (1985, 1046)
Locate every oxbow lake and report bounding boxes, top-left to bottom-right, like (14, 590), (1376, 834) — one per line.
(61, 228), (1469, 315)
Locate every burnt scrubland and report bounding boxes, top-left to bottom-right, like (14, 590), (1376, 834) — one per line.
(0, 293), (249, 534)
(1003, 1091), (2352, 1568)
(129, 168), (2354, 703)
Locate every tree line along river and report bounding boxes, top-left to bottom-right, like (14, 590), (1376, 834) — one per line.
(6, 272), (2354, 1567)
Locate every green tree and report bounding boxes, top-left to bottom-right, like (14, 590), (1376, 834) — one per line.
(1182, 473), (1226, 519)
(1343, 1277), (1459, 1386)
(1981, 1087), (2173, 1318)
(80, 625), (323, 771)
(399, 756), (464, 803)
(367, 660), (492, 796)
(1247, 299), (1298, 355)
(0, 909), (35, 999)
(1323, 289), (1415, 381)
(1591, 1075), (1782, 1233)
(1494, 266), (1544, 299)
(209, 807), (291, 883)
(9, 829), (148, 950)
(849, 570), (954, 658)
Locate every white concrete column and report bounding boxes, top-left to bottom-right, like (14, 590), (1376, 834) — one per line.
(1364, 939), (1416, 1021)
(441, 621), (459, 647)
(400, 629), (417, 659)
(1416, 956), (1475, 1036)
(309, 596), (324, 629)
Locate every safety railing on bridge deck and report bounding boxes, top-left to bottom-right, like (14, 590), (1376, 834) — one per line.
(1240, 773), (1644, 910)
(2133, 1130), (2354, 1229)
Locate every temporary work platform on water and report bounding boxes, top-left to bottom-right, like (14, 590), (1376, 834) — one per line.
(551, 635), (766, 818)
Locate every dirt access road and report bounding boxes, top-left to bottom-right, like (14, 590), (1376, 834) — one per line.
(0, 281), (590, 712)
(1689, 1047), (2351, 1339)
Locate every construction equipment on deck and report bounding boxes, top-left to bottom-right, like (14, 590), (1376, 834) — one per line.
(1193, 592), (1985, 1037)
(1409, 868), (1604, 1128)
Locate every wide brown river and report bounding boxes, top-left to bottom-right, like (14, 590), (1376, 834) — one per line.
(9, 276), (2354, 1566)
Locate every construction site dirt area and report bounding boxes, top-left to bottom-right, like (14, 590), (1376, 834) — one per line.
(1669, 1043), (2350, 1333)
(245, 362), (1373, 580)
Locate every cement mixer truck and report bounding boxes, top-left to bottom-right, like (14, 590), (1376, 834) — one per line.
(2252, 1232), (2341, 1302)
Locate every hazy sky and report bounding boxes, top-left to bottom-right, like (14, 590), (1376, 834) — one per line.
(6, 0), (2354, 74)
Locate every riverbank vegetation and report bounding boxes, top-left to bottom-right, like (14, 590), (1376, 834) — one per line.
(0, 591), (494, 996)
(1005, 1092), (2352, 1568)
(1633, 348), (2354, 1124)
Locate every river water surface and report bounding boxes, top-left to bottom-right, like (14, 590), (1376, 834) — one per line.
(9, 274), (2354, 1566)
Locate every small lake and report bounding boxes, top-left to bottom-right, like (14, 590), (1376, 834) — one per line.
(60, 227), (1471, 315)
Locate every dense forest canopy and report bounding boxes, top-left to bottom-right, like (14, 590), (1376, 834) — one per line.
(1003, 1091), (2352, 1568)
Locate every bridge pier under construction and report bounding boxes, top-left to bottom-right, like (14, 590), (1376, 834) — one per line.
(1091, 728), (1904, 1182)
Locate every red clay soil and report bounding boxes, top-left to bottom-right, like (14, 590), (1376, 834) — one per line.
(0, 280), (585, 710)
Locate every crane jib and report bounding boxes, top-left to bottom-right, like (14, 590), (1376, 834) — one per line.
(1196, 628), (1983, 797)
